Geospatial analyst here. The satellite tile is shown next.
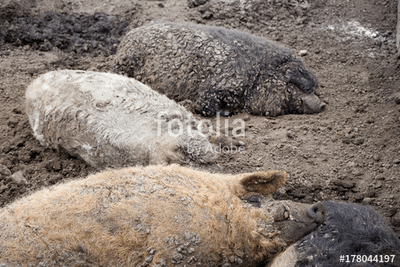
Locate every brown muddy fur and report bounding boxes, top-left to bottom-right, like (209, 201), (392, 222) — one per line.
(0, 165), (320, 267)
(114, 22), (324, 117)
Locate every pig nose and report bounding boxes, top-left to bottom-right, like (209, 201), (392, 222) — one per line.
(307, 202), (325, 223)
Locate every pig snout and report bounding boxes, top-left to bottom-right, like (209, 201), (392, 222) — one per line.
(302, 93), (326, 114)
(307, 202), (325, 224)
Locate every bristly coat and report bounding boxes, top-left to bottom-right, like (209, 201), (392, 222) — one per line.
(114, 22), (325, 117)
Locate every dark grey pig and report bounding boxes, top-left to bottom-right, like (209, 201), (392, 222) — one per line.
(114, 22), (325, 117)
(268, 202), (400, 267)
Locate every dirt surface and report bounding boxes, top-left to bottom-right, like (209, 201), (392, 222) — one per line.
(0, 0), (400, 238)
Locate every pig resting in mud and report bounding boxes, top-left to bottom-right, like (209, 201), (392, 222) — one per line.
(114, 22), (326, 117)
(268, 201), (400, 267)
(26, 70), (239, 169)
(0, 165), (324, 267)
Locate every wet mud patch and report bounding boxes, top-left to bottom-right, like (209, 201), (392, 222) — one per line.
(0, 10), (130, 56)
(189, 0), (323, 33)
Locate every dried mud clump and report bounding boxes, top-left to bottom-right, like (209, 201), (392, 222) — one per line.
(0, 164), (325, 267)
(0, 6), (130, 55)
(26, 70), (221, 169)
(114, 22), (325, 117)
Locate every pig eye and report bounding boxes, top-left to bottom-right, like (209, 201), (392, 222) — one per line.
(248, 196), (261, 207)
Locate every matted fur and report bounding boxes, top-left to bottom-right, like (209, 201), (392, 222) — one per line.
(26, 70), (219, 169)
(0, 165), (321, 267)
(114, 22), (325, 117)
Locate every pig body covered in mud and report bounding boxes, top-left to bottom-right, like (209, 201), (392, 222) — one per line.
(0, 165), (324, 267)
(114, 22), (326, 117)
(26, 70), (231, 169)
(269, 202), (400, 267)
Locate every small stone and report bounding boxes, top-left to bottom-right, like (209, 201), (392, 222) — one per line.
(172, 252), (183, 261)
(238, 141), (245, 146)
(393, 159), (400, 164)
(298, 50), (308, 56)
(10, 171), (27, 184)
(362, 197), (373, 205)
(353, 193), (363, 201)
(242, 115), (251, 121)
(332, 179), (355, 188)
(341, 181), (356, 188)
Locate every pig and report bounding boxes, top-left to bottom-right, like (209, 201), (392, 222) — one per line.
(26, 70), (231, 169)
(114, 22), (325, 117)
(268, 201), (400, 267)
(0, 165), (324, 267)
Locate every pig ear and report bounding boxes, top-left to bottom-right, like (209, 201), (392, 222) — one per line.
(239, 171), (287, 195)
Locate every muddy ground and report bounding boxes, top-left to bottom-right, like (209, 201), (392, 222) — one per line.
(0, 0), (400, 237)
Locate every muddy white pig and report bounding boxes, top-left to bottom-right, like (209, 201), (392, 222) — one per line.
(268, 201), (400, 267)
(114, 22), (326, 117)
(26, 70), (235, 169)
(0, 165), (325, 267)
